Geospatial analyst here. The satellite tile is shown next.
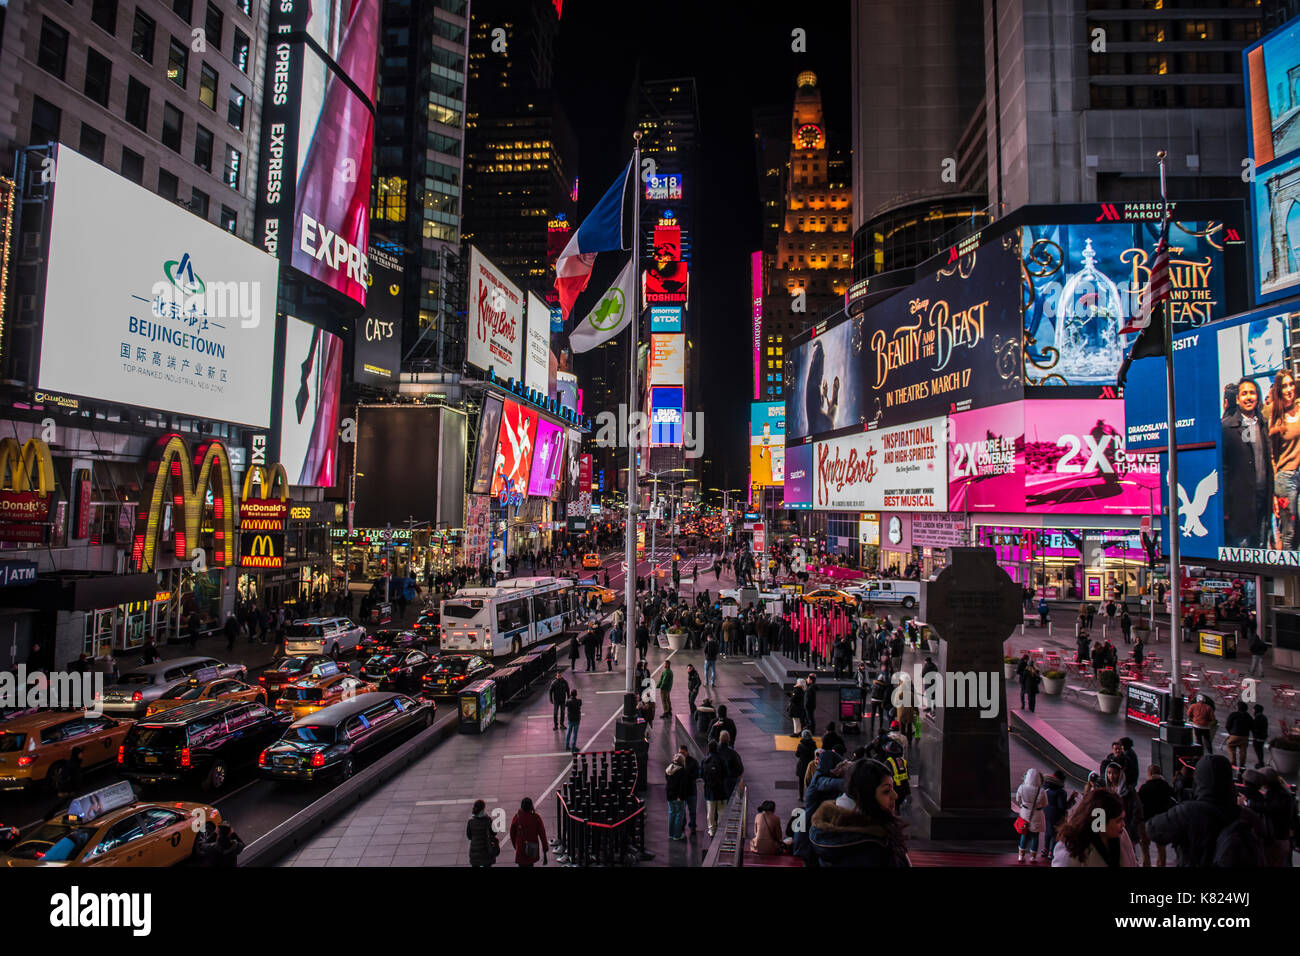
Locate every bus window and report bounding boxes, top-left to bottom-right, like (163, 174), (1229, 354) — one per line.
(533, 592), (562, 621)
(496, 598), (528, 632)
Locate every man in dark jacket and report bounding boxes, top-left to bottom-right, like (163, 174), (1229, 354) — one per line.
(821, 721), (845, 756)
(1146, 754), (1267, 866)
(701, 741), (728, 837)
(548, 671), (569, 730)
(1099, 740), (1135, 790)
(1221, 377), (1273, 549)
(677, 744), (700, 833)
(795, 730), (817, 800)
(1250, 705), (1269, 769)
(708, 704), (737, 748)
(717, 731), (744, 799)
(1138, 764), (1175, 867)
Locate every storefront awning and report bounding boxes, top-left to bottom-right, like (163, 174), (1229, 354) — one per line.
(0, 572), (156, 611)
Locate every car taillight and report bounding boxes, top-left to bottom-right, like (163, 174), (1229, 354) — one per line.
(258, 750), (267, 767)
(310, 752), (326, 768)
(180, 747), (191, 768)
(116, 746), (125, 765)
(319, 640), (327, 645)
(390, 667), (401, 673)
(131, 691), (143, 702)
(258, 676), (266, 684)
(17, 754), (36, 767)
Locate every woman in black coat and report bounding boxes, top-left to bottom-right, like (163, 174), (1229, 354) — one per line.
(794, 730), (817, 800)
(466, 800), (497, 867)
(808, 758), (910, 866)
(788, 681), (805, 737)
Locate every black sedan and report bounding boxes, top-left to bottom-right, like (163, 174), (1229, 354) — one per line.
(257, 692), (435, 783)
(412, 613), (440, 645)
(258, 654), (339, 702)
(420, 654), (493, 696)
(358, 649), (438, 693)
(359, 629), (428, 654)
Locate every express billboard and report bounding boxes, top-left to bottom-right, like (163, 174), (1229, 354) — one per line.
(527, 419), (565, 498)
(467, 246), (525, 380)
(279, 316), (343, 486)
(40, 147), (278, 427)
(812, 417), (948, 512)
(1124, 306), (1300, 567)
(255, 0), (379, 305)
(750, 402), (785, 487)
(491, 398), (538, 503)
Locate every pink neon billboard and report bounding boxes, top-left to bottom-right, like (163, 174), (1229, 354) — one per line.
(751, 251), (763, 400)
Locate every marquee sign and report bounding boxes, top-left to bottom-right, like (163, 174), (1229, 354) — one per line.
(0, 438), (56, 543)
(133, 433), (235, 572)
(240, 530), (285, 569)
(240, 462), (290, 530)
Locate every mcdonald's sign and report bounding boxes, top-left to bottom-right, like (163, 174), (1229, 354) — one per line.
(132, 433), (235, 572)
(0, 437), (56, 543)
(240, 462), (290, 530)
(239, 531), (285, 569)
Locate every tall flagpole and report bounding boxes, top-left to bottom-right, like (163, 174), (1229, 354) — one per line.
(624, 132), (642, 704)
(1158, 149), (1185, 729)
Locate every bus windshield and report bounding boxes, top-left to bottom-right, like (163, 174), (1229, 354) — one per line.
(442, 603), (481, 621)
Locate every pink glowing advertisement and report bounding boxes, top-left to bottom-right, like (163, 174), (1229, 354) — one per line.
(949, 400), (1160, 515)
(751, 251), (763, 401)
(527, 419), (565, 499)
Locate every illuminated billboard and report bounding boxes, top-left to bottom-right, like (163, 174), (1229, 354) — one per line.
(813, 418), (948, 512)
(255, 0), (379, 305)
(653, 224), (681, 262)
(644, 261), (689, 305)
(470, 394), (504, 496)
(648, 333), (685, 386)
(467, 246), (525, 380)
(645, 174), (682, 201)
(752, 250), (763, 401)
(355, 241), (403, 385)
(650, 306), (683, 333)
(784, 444), (813, 509)
(1244, 16), (1300, 170)
(279, 316), (343, 486)
(525, 293), (551, 395)
(491, 399), (538, 504)
(528, 419), (565, 498)
(750, 402), (785, 487)
(649, 386), (683, 446)
(39, 146), (278, 428)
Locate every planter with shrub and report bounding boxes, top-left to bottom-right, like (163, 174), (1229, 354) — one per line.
(1004, 656), (1019, 681)
(1041, 669), (1066, 695)
(1268, 734), (1300, 775)
(1096, 668), (1122, 714)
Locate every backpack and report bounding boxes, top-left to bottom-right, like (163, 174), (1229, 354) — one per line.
(701, 755), (726, 793)
(1211, 808), (1266, 867)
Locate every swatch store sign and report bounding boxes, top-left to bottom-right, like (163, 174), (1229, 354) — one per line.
(813, 418), (948, 512)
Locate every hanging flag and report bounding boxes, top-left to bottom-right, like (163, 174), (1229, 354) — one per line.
(569, 256), (635, 353)
(554, 159), (633, 320)
(1117, 217), (1171, 386)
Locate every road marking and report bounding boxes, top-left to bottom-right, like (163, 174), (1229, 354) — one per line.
(595, 689), (625, 694)
(210, 778), (260, 805)
(502, 752), (574, 759)
(526, 715), (554, 720)
(416, 797), (498, 806)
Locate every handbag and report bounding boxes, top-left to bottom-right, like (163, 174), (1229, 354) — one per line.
(1013, 784), (1043, 834)
(489, 835), (501, 859)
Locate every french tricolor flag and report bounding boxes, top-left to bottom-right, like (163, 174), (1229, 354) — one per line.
(554, 158), (633, 320)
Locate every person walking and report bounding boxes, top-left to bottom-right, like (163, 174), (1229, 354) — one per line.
(703, 633), (718, 687)
(788, 679), (806, 737)
(1022, 661), (1042, 713)
(701, 740), (728, 838)
(224, 613), (239, 653)
(1248, 628), (1268, 678)
(656, 660), (674, 717)
(686, 664), (701, 714)
(466, 800), (498, 868)
(1225, 701), (1253, 775)
(1051, 789), (1137, 867)
(508, 797), (548, 867)
(1037, 596), (1049, 627)
(795, 729), (816, 800)
(804, 673), (818, 735)
(665, 754), (690, 841)
(1120, 609), (1132, 645)
(548, 670), (569, 731)
(677, 744), (700, 834)
(717, 730), (745, 800)
(807, 758), (910, 866)
(1137, 765), (1175, 867)
(1250, 704), (1269, 769)
(1013, 768), (1048, 863)
(1146, 754), (1267, 866)
(564, 689), (582, 753)
(568, 631), (581, 672)
(1186, 695), (1215, 754)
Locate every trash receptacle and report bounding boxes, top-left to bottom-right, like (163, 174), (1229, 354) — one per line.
(458, 679), (497, 733)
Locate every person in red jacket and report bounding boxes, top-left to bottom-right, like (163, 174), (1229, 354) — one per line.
(509, 797), (549, 867)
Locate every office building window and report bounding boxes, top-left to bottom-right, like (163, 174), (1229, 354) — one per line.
(162, 102), (183, 151)
(224, 144), (241, 189)
(194, 124), (213, 170)
(234, 0), (249, 14)
(131, 9), (155, 62)
(191, 187), (209, 218)
(232, 28), (249, 73)
(126, 76), (150, 130)
(38, 17), (69, 79)
(226, 86), (245, 129)
(84, 48), (112, 105)
(121, 147), (144, 184)
(204, 3), (223, 50)
(30, 97), (61, 146)
(173, 0), (192, 21)
(80, 123), (106, 164)
(158, 169), (179, 201)
(219, 205), (236, 233)
(168, 38), (188, 86)
(91, 0), (117, 34)
(199, 63), (217, 108)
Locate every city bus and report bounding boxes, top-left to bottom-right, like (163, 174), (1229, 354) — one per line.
(439, 577), (579, 658)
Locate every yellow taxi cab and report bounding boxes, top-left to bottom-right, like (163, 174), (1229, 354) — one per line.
(0, 711), (132, 793)
(573, 583), (617, 605)
(3, 781), (219, 867)
(802, 588), (858, 608)
(143, 670), (266, 718)
(582, 553), (602, 570)
(273, 669), (378, 720)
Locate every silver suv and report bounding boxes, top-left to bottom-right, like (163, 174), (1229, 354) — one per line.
(101, 657), (248, 717)
(283, 618), (367, 657)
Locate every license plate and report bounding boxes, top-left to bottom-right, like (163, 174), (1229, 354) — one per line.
(143, 755), (158, 764)
(275, 756), (296, 767)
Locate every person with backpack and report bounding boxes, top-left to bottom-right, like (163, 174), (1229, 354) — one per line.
(1051, 789), (1137, 867)
(508, 797), (548, 867)
(1137, 765), (1175, 867)
(701, 741), (728, 838)
(466, 799), (498, 867)
(708, 704), (737, 748)
(1013, 768), (1049, 863)
(717, 730), (745, 799)
(564, 689), (582, 753)
(1145, 754), (1267, 867)
(548, 670), (569, 731)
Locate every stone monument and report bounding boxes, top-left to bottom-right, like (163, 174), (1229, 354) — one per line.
(914, 547), (1022, 840)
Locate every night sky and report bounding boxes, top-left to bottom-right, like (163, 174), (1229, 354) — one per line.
(554, 0), (851, 493)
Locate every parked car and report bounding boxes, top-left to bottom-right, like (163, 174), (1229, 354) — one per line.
(118, 698), (292, 791)
(358, 648), (438, 694)
(258, 692), (435, 783)
(283, 618), (367, 657)
(411, 613), (440, 645)
(144, 670), (266, 717)
(273, 671), (378, 720)
(257, 654), (336, 703)
(848, 579), (921, 609)
(100, 657), (247, 718)
(0, 712), (132, 792)
(359, 629), (427, 654)
(420, 654), (493, 696)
